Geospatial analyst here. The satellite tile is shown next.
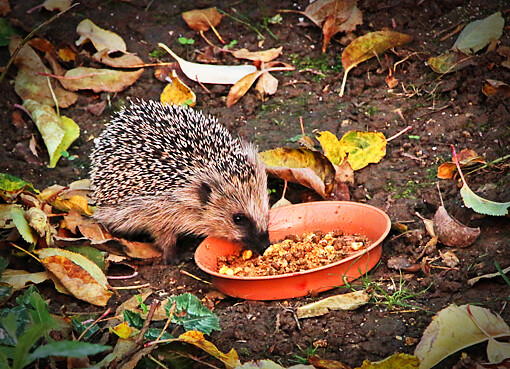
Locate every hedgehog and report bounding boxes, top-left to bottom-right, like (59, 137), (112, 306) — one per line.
(90, 100), (270, 261)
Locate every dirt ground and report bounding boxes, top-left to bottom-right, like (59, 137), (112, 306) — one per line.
(1, 0), (509, 368)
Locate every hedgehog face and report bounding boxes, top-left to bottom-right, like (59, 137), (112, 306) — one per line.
(194, 168), (270, 254)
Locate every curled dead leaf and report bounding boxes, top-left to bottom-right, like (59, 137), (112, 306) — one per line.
(182, 7), (223, 32)
(433, 205), (480, 247)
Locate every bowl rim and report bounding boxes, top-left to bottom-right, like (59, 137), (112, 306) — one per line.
(195, 201), (391, 281)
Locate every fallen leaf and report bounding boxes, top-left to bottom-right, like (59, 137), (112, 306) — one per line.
(387, 256), (421, 273)
(427, 51), (475, 74)
(255, 71), (279, 98)
(58, 46), (75, 62)
(36, 248), (113, 306)
(92, 49), (144, 68)
(357, 353), (420, 369)
(415, 304), (510, 369)
(297, 290), (370, 319)
(437, 148), (485, 179)
(340, 31), (413, 96)
(110, 322), (133, 339)
(260, 147), (336, 198)
(452, 146), (510, 216)
(231, 46), (283, 62)
(482, 79), (510, 97)
(271, 196), (292, 209)
(182, 7), (223, 32)
(75, 19), (126, 52)
(57, 67), (143, 93)
(467, 265), (510, 286)
(308, 355), (351, 369)
(159, 43), (257, 85)
(452, 12), (504, 54)
(29, 37), (56, 55)
(433, 206), (480, 247)
(301, 0), (363, 53)
(227, 71), (263, 107)
(42, 0), (72, 11)
(319, 131), (386, 170)
(9, 36), (77, 107)
(22, 99), (80, 168)
(177, 331), (241, 369)
(0, 270), (50, 290)
(160, 70), (196, 107)
(438, 250), (459, 268)
(0, 204), (36, 244)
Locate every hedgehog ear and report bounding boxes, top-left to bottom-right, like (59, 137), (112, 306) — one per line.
(198, 181), (212, 205)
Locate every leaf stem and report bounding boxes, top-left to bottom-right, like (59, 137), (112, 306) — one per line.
(387, 126), (412, 142)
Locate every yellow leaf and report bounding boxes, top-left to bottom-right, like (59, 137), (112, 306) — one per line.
(0, 270), (50, 291)
(259, 147), (336, 197)
(227, 71), (263, 107)
(316, 131), (347, 165)
(415, 304), (510, 369)
(110, 322), (133, 339)
(160, 70), (196, 107)
(340, 31), (413, 96)
(297, 290), (370, 319)
(178, 331), (241, 369)
(340, 131), (386, 170)
(356, 353), (420, 369)
(36, 248), (112, 306)
(75, 19), (126, 52)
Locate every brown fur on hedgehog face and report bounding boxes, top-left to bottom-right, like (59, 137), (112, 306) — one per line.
(175, 146), (270, 254)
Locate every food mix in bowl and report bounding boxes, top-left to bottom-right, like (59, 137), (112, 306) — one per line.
(218, 230), (372, 277)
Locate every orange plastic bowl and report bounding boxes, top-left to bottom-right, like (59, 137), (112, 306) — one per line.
(195, 201), (391, 300)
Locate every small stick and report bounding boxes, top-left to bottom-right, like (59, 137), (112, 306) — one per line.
(387, 126), (412, 142)
(180, 270), (211, 284)
(155, 301), (175, 342)
(77, 308), (111, 341)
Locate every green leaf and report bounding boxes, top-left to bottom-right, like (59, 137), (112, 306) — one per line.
(144, 328), (174, 341)
(453, 12), (504, 54)
(123, 310), (144, 329)
(0, 18), (15, 47)
(166, 293), (220, 335)
(27, 341), (110, 364)
(12, 322), (49, 369)
(66, 245), (108, 272)
(70, 317), (100, 341)
(0, 257), (8, 275)
(9, 206), (35, 245)
(0, 173), (36, 192)
(460, 184), (510, 216)
(0, 306), (31, 346)
(22, 100), (80, 169)
(0, 283), (13, 306)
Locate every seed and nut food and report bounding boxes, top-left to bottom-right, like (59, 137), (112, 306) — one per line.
(218, 230), (372, 277)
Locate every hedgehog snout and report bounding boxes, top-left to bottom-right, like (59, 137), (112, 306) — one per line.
(242, 229), (270, 255)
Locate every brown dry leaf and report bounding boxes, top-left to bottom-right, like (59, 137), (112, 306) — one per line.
(58, 46), (76, 62)
(226, 70), (263, 107)
(433, 206), (480, 248)
(260, 147), (336, 198)
(36, 248), (113, 306)
(58, 67), (143, 93)
(29, 37), (56, 55)
(302, 0), (363, 53)
(160, 70), (196, 107)
(182, 7), (223, 32)
(308, 355), (351, 369)
(437, 148), (485, 179)
(0, 0), (11, 15)
(385, 74), (399, 88)
(39, 181), (93, 215)
(439, 250), (459, 268)
(255, 71), (279, 98)
(340, 31), (413, 96)
(120, 240), (161, 259)
(92, 49), (143, 68)
(0, 269), (51, 290)
(231, 46), (283, 62)
(387, 256), (421, 272)
(76, 19), (126, 52)
(9, 36), (78, 108)
(297, 290), (370, 319)
(482, 79), (510, 97)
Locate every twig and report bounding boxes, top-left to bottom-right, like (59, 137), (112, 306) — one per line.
(180, 270), (211, 284)
(156, 301), (175, 342)
(111, 283), (151, 290)
(77, 308), (111, 341)
(0, 3), (79, 85)
(9, 243), (41, 263)
(465, 154), (510, 176)
(387, 126), (412, 142)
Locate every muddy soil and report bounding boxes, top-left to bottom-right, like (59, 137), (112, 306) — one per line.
(1, 0), (509, 368)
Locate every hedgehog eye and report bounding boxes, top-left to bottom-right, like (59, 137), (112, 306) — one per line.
(233, 213), (247, 225)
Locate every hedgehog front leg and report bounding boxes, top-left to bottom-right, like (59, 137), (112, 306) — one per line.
(151, 228), (178, 263)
